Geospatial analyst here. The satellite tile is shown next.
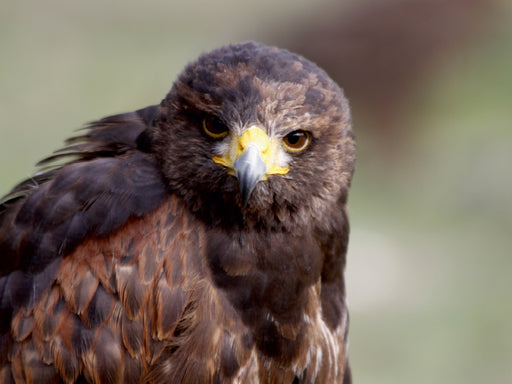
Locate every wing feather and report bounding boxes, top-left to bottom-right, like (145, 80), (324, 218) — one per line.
(0, 105), (194, 382)
(1, 190), (238, 382)
(0, 105), (167, 280)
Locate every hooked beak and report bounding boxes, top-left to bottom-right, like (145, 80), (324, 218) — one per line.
(233, 145), (266, 204)
(212, 126), (288, 204)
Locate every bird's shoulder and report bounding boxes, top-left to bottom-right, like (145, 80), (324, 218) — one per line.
(0, 105), (169, 277)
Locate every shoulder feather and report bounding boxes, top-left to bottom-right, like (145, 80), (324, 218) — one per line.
(0, 105), (167, 276)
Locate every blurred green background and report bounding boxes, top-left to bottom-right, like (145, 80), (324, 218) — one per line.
(1, 0), (511, 383)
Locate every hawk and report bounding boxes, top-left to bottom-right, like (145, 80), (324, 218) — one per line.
(0, 42), (355, 383)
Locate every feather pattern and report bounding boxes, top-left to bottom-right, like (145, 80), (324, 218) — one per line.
(0, 42), (354, 383)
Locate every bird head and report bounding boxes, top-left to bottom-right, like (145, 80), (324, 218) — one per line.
(153, 42), (355, 229)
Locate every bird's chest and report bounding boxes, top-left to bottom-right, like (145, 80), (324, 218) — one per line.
(219, 282), (347, 384)
(202, 229), (347, 381)
(206, 228), (323, 325)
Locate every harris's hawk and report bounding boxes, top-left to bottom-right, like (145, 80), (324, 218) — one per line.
(0, 42), (355, 383)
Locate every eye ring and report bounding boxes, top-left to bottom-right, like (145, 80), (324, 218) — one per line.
(202, 116), (229, 139)
(282, 130), (311, 153)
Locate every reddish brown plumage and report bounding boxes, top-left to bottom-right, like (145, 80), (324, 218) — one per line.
(0, 42), (355, 383)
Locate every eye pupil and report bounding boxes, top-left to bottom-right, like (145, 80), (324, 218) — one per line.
(287, 132), (302, 145)
(208, 117), (225, 134)
(203, 116), (228, 138)
(283, 130), (310, 152)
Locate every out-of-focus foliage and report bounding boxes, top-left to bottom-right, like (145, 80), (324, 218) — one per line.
(1, 1), (511, 383)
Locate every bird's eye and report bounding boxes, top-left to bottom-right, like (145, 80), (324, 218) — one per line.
(282, 130), (311, 153)
(202, 116), (229, 139)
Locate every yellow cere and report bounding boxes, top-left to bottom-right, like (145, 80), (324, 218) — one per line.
(213, 126), (289, 177)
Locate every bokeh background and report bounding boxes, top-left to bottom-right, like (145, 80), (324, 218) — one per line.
(1, 0), (511, 382)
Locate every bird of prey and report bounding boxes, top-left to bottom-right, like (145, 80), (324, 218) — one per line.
(0, 42), (355, 383)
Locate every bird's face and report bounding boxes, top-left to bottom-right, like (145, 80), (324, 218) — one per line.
(154, 43), (355, 230)
(210, 124), (291, 204)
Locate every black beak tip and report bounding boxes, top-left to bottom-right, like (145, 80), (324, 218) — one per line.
(233, 146), (266, 206)
(238, 175), (258, 206)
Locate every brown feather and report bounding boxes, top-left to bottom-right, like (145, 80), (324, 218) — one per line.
(0, 42), (354, 383)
